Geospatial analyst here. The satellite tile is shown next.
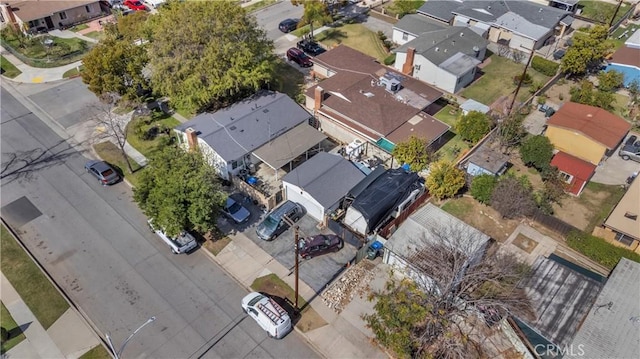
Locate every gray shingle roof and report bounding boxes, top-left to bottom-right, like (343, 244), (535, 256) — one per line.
(467, 145), (509, 174)
(568, 258), (640, 358)
(393, 14), (446, 37)
(417, 0), (463, 22)
(175, 91), (311, 161)
(283, 153), (365, 209)
(396, 26), (488, 67)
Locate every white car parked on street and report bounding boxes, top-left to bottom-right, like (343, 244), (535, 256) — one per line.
(147, 219), (197, 254)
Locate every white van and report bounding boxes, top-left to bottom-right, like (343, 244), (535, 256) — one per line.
(147, 219), (198, 254)
(241, 292), (292, 339)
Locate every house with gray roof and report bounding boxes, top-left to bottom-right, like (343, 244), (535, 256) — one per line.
(392, 14), (446, 46)
(175, 91), (325, 180)
(566, 258), (640, 358)
(383, 203), (490, 285)
(282, 152), (365, 222)
(394, 26), (488, 93)
(464, 143), (509, 177)
(417, 0), (571, 51)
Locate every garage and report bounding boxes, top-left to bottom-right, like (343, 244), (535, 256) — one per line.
(282, 152), (366, 222)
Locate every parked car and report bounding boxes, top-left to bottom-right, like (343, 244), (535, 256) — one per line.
(619, 143), (640, 162)
(298, 234), (343, 259)
(278, 18), (298, 33)
(256, 201), (303, 240)
(296, 39), (326, 56)
(223, 197), (251, 224)
(147, 219), (198, 254)
(286, 48), (313, 68)
(84, 160), (120, 185)
(624, 135), (638, 147)
(553, 49), (566, 60)
(124, 0), (146, 10)
(241, 292), (292, 339)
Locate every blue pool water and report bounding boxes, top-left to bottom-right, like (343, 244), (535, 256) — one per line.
(605, 63), (640, 87)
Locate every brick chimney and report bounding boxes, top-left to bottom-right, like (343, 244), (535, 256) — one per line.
(314, 86), (324, 111)
(0, 3), (18, 29)
(185, 127), (198, 151)
(402, 47), (415, 76)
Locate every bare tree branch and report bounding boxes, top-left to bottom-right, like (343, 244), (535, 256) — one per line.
(89, 93), (135, 174)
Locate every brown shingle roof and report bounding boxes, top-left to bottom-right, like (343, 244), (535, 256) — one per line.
(547, 102), (631, 149)
(386, 113), (450, 145)
(6, 0), (98, 22)
(611, 46), (640, 68)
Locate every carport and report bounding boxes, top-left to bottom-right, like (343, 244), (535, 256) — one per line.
(252, 123), (327, 179)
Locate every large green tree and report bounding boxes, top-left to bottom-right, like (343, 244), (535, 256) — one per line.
(147, 1), (275, 113)
(392, 136), (431, 172)
(561, 25), (612, 76)
(81, 37), (149, 100)
(519, 135), (553, 171)
(292, 0), (333, 39)
(456, 111), (492, 143)
(133, 146), (226, 236)
(425, 160), (466, 200)
(470, 174), (498, 205)
(597, 70), (624, 92)
(570, 79), (616, 112)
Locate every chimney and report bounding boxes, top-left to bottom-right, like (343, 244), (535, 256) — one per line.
(1, 3), (18, 29)
(314, 86), (324, 111)
(185, 127), (198, 151)
(402, 47), (415, 75)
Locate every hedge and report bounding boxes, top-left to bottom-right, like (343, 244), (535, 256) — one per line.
(531, 56), (559, 77)
(566, 231), (640, 269)
(383, 53), (396, 66)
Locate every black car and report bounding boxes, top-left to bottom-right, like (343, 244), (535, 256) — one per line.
(553, 49), (566, 60)
(279, 19), (299, 33)
(296, 39), (326, 56)
(624, 135), (638, 147)
(298, 234), (343, 259)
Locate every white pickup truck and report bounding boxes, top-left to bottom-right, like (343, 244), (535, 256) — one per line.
(147, 219), (197, 254)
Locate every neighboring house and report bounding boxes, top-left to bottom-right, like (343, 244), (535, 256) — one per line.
(417, 0), (572, 50)
(392, 14), (446, 46)
(174, 91), (325, 181)
(549, 151), (596, 196)
(545, 102), (631, 165)
(394, 26), (488, 93)
(0, 0), (102, 32)
(567, 258), (640, 358)
(465, 144), (509, 177)
(282, 152), (365, 222)
(307, 45), (449, 153)
(593, 175), (640, 253)
(513, 255), (605, 357)
(606, 29), (640, 87)
(548, 0), (579, 12)
(460, 99), (491, 115)
(383, 203), (490, 285)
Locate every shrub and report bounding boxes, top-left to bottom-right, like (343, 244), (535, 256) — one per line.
(471, 174), (498, 204)
(513, 73), (532, 85)
(532, 55), (560, 76)
(537, 95), (547, 105)
(383, 53), (396, 66)
(520, 135), (553, 170)
(566, 231), (640, 269)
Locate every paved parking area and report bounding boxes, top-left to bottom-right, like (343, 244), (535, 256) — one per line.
(219, 193), (357, 293)
(591, 132), (640, 185)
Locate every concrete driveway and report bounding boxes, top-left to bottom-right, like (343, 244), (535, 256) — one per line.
(227, 205), (357, 293)
(591, 133), (640, 185)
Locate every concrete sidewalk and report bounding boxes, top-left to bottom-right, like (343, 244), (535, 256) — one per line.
(1, 46), (83, 84)
(1, 272), (102, 359)
(206, 232), (389, 359)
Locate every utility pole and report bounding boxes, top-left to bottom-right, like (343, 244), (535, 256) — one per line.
(293, 225), (300, 310)
(508, 47), (535, 116)
(609, 0), (623, 28)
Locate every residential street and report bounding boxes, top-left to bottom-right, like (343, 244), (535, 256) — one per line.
(0, 82), (319, 358)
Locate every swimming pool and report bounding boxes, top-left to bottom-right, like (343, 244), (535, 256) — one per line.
(605, 63), (640, 87)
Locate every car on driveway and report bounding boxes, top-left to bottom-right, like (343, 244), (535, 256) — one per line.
(553, 48), (566, 60)
(147, 219), (198, 254)
(85, 160), (120, 185)
(257, 200), (303, 240)
(298, 234), (343, 259)
(124, 0), (146, 10)
(223, 197), (251, 224)
(286, 47), (313, 67)
(296, 39), (326, 56)
(279, 19), (298, 33)
(619, 139), (640, 162)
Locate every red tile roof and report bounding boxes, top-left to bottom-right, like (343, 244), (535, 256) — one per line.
(547, 102), (630, 149)
(550, 151), (597, 195)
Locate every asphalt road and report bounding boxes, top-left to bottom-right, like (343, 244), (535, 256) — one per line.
(0, 82), (319, 358)
(252, 0), (303, 43)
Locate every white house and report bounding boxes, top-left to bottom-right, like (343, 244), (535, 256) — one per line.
(282, 152), (365, 222)
(392, 14), (446, 46)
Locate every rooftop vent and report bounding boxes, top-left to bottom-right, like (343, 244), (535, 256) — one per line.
(460, 32), (464, 37)
(378, 72), (403, 94)
(435, 47), (440, 51)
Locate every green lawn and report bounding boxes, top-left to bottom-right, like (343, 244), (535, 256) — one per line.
(580, 182), (626, 233)
(93, 141), (144, 187)
(83, 31), (105, 41)
(613, 92), (629, 118)
(433, 104), (460, 127)
(1, 302), (26, 354)
(610, 23), (640, 49)
(577, 0), (629, 25)
(1, 35), (92, 68)
(433, 105), (470, 162)
(382, 0), (425, 18)
(126, 113), (180, 158)
(62, 65), (84, 78)
(270, 58), (306, 102)
(315, 23), (389, 61)
(0, 225), (69, 330)
(244, 0), (277, 13)
(0, 55), (21, 78)
(461, 54), (551, 106)
(79, 345), (111, 359)
(441, 198), (473, 218)
(70, 24), (89, 32)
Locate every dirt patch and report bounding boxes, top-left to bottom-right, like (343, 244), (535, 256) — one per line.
(202, 236), (231, 256)
(513, 234), (538, 253)
(440, 197), (519, 242)
(296, 307), (328, 333)
(544, 79), (574, 106)
(552, 184), (623, 232)
(508, 153), (544, 189)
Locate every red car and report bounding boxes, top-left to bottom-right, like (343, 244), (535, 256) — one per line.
(124, 0), (146, 11)
(298, 234), (343, 259)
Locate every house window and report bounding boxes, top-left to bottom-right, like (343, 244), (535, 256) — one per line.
(230, 160), (239, 170)
(559, 171), (573, 183)
(614, 232), (635, 247)
(29, 20), (39, 27)
(85, 5), (91, 13)
(402, 32), (408, 41)
(59, 11), (67, 20)
(414, 64), (421, 71)
(0, 12), (5, 23)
